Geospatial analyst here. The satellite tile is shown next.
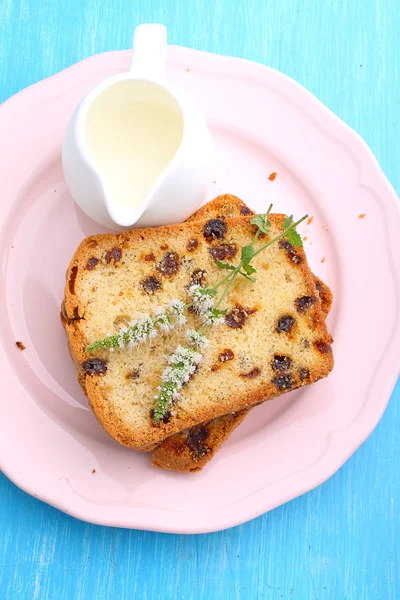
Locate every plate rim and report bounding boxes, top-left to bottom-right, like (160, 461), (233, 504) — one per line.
(1, 45), (399, 533)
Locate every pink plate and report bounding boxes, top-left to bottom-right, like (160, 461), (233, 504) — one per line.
(1, 47), (399, 534)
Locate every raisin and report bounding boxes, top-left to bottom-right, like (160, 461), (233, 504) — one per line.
(314, 340), (332, 354)
(299, 367), (310, 381)
(187, 425), (209, 460)
(73, 306), (81, 319)
(276, 315), (296, 333)
(203, 218), (227, 241)
(219, 349), (234, 362)
(240, 205), (254, 216)
(295, 296), (316, 313)
(82, 358), (107, 375)
(157, 252), (180, 276)
(272, 374), (293, 390)
(161, 410), (172, 423)
(189, 269), (207, 287)
(187, 238), (199, 251)
(279, 239), (293, 252)
(144, 253), (155, 262)
(160, 244), (168, 251)
(86, 257), (99, 270)
(142, 276), (162, 294)
(211, 364), (220, 372)
(279, 239), (302, 265)
(225, 304), (255, 329)
(128, 368), (141, 380)
(105, 247), (122, 264)
(208, 244), (237, 261)
(290, 253), (302, 265)
(240, 367), (261, 378)
(272, 355), (292, 371)
(68, 266), (78, 294)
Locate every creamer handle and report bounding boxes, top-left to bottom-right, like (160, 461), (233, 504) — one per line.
(130, 24), (167, 81)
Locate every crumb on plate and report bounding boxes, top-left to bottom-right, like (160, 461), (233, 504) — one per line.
(307, 216), (314, 225)
(92, 469), (96, 474)
(16, 341), (26, 351)
(359, 213), (366, 219)
(268, 172), (277, 181)
(321, 257), (326, 263)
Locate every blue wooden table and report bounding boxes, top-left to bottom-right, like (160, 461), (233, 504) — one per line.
(1, 1), (399, 598)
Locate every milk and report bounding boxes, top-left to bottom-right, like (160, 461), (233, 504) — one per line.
(85, 82), (184, 210)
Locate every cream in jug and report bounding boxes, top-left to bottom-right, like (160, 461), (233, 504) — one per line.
(85, 81), (184, 211)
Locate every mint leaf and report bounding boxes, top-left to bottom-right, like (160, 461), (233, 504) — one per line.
(241, 245), (255, 264)
(243, 264), (256, 275)
(215, 260), (236, 271)
(250, 215), (267, 233)
(287, 228), (303, 247)
(282, 215), (293, 228)
(251, 214), (271, 233)
(203, 288), (218, 296)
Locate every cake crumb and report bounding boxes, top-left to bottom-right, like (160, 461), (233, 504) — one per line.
(268, 172), (277, 181)
(303, 236), (308, 241)
(307, 216), (314, 225)
(16, 341), (26, 351)
(358, 213), (366, 219)
(322, 225), (329, 231)
(321, 257), (325, 263)
(92, 469), (96, 474)
(186, 68), (190, 72)
(213, 180), (216, 184)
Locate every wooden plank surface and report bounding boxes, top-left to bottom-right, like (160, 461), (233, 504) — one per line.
(0, 0), (399, 598)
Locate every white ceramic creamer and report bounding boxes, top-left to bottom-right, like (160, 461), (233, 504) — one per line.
(62, 24), (213, 229)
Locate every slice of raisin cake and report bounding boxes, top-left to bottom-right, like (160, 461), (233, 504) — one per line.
(63, 201), (334, 449)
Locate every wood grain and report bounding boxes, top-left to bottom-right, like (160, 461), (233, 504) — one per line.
(0, 0), (399, 598)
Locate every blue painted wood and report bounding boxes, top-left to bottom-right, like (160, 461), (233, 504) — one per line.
(1, 1), (399, 598)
